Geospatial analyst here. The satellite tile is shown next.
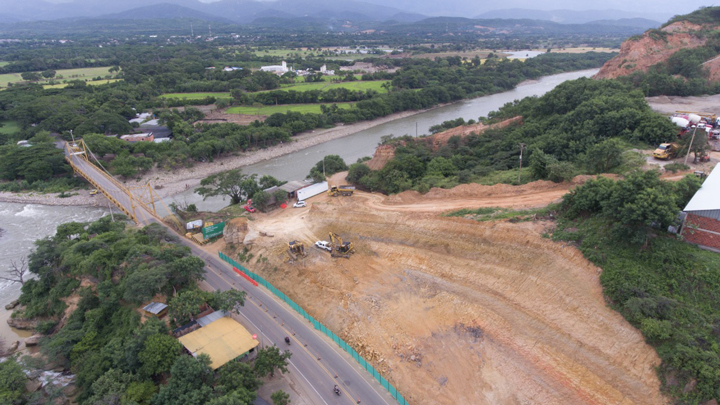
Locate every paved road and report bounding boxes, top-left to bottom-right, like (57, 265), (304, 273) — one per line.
(65, 145), (401, 405)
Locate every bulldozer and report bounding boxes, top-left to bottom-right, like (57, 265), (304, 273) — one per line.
(288, 240), (307, 260)
(329, 232), (354, 258)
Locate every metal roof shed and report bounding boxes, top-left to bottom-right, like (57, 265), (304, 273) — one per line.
(682, 164), (720, 251)
(178, 316), (259, 369)
(143, 302), (168, 317)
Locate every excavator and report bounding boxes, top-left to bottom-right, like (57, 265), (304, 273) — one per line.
(329, 232), (354, 258)
(288, 240), (307, 260)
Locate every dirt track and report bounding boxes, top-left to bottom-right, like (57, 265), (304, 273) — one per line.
(217, 179), (665, 405)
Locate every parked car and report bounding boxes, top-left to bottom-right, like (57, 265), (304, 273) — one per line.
(89, 189), (98, 196)
(293, 201), (307, 208)
(315, 240), (332, 251)
(244, 205), (256, 213)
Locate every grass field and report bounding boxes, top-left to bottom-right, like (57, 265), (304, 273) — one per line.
(226, 103), (352, 115)
(43, 78), (122, 89)
(0, 120), (20, 135)
(159, 92), (231, 100)
(161, 80), (387, 100)
(0, 66), (115, 88)
(0, 62), (9, 67)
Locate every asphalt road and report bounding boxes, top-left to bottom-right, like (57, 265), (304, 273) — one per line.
(65, 145), (401, 405)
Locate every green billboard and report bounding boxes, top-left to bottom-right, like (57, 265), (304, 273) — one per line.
(202, 222), (225, 239)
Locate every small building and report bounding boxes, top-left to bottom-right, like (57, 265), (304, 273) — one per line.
(120, 133), (154, 143)
(682, 164), (720, 251)
(143, 302), (168, 318)
(223, 66), (243, 72)
(178, 314), (259, 369)
(279, 180), (310, 200)
(260, 61), (289, 74)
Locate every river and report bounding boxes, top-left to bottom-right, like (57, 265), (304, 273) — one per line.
(0, 203), (110, 350)
(171, 68), (598, 211)
(0, 68), (598, 345)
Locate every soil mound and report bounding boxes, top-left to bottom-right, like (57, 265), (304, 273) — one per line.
(364, 144), (396, 170)
(595, 22), (710, 80)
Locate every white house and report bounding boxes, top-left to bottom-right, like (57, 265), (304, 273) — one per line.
(260, 61), (289, 74)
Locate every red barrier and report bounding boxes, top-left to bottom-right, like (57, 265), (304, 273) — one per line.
(233, 267), (258, 286)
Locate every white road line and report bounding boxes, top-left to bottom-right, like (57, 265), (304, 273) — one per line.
(238, 312), (329, 405)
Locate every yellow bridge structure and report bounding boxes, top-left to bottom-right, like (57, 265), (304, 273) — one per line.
(64, 140), (171, 225)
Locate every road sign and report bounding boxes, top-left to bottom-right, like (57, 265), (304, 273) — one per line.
(202, 222), (225, 239)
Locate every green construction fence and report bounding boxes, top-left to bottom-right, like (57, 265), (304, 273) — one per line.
(218, 252), (409, 405)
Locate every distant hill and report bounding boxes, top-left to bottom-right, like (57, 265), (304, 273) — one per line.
(0, 0), (420, 24)
(585, 18), (661, 29)
(475, 8), (671, 25)
(101, 3), (235, 23)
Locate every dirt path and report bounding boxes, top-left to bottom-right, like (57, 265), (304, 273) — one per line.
(215, 182), (666, 405)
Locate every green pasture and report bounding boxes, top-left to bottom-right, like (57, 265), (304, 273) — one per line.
(226, 103), (352, 115)
(0, 120), (20, 135)
(159, 92), (231, 100)
(0, 66), (115, 88)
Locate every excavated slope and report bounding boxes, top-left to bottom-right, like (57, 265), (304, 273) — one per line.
(248, 195), (665, 405)
(595, 21), (708, 79)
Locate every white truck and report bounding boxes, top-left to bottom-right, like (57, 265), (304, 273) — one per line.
(315, 240), (332, 251)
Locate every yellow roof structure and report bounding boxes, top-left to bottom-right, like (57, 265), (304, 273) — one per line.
(178, 316), (259, 369)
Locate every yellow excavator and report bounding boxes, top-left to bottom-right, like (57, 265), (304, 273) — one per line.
(329, 232), (354, 258)
(288, 240), (307, 260)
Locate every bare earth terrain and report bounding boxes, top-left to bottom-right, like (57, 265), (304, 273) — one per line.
(215, 178), (666, 405)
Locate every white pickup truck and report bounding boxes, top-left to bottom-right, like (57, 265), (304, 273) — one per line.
(315, 241), (332, 251)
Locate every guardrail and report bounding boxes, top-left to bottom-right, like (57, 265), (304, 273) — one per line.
(218, 252), (410, 405)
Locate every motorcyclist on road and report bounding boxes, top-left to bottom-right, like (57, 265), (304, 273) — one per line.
(284, 336), (290, 344)
(334, 385), (341, 395)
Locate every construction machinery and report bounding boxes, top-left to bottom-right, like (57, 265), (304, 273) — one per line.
(653, 143), (679, 160)
(328, 184), (355, 197)
(329, 232), (354, 258)
(288, 240), (307, 260)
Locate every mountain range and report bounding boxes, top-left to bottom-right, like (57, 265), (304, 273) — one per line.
(0, 0), (671, 26)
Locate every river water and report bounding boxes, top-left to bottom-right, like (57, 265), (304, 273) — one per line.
(0, 68), (598, 345)
(0, 203), (110, 349)
(171, 68), (598, 211)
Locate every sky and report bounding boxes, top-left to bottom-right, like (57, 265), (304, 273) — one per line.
(31, 0), (716, 17)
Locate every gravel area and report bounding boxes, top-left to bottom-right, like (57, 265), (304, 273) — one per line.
(0, 190), (109, 207)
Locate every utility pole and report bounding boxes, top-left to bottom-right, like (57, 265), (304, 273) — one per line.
(190, 23), (194, 37)
(684, 125), (699, 166)
(518, 143), (526, 183)
(416, 122), (418, 137)
(322, 157), (326, 179)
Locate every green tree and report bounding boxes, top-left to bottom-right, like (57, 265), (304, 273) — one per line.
(196, 170), (259, 205)
(308, 155), (348, 182)
(138, 334), (183, 377)
(207, 390), (255, 405)
(0, 358), (27, 404)
(251, 190), (271, 212)
(273, 189), (288, 205)
(86, 369), (133, 405)
(426, 157), (458, 177)
(259, 175), (283, 189)
(168, 289), (207, 325)
(41, 69), (57, 79)
(585, 138), (624, 174)
(217, 361), (261, 393)
(167, 256), (206, 291)
(271, 390), (291, 405)
(346, 163), (371, 184)
(21, 71), (41, 81)
(122, 267), (167, 304)
(211, 290), (247, 314)
(125, 380), (156, 405)
(151, 354), (214, 405)
(254, 346), (292, 378)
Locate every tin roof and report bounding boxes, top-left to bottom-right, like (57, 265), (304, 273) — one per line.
(143, 302), (168, 314)
(684, 164), (720, 212)
(178, 316), (259, 369)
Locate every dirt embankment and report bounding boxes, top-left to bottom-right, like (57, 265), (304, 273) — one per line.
(595, 21), (710, 80)
(428, 116), (523, 150)
(228, 185), (665, 405)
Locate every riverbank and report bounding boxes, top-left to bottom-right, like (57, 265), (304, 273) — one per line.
(137, 105), (449, 199)
(0, 190), (108, 208)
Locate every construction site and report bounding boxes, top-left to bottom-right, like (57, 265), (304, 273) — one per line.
(205, 173), (667, 405)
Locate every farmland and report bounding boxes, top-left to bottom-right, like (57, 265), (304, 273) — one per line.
(225, 102), (352, 115)
(0, 66), (115, 88)
(160, 79), (389, 100)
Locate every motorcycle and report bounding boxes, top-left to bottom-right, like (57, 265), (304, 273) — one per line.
(333, 385), (341, 396)
(284, 336), (291, 345)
